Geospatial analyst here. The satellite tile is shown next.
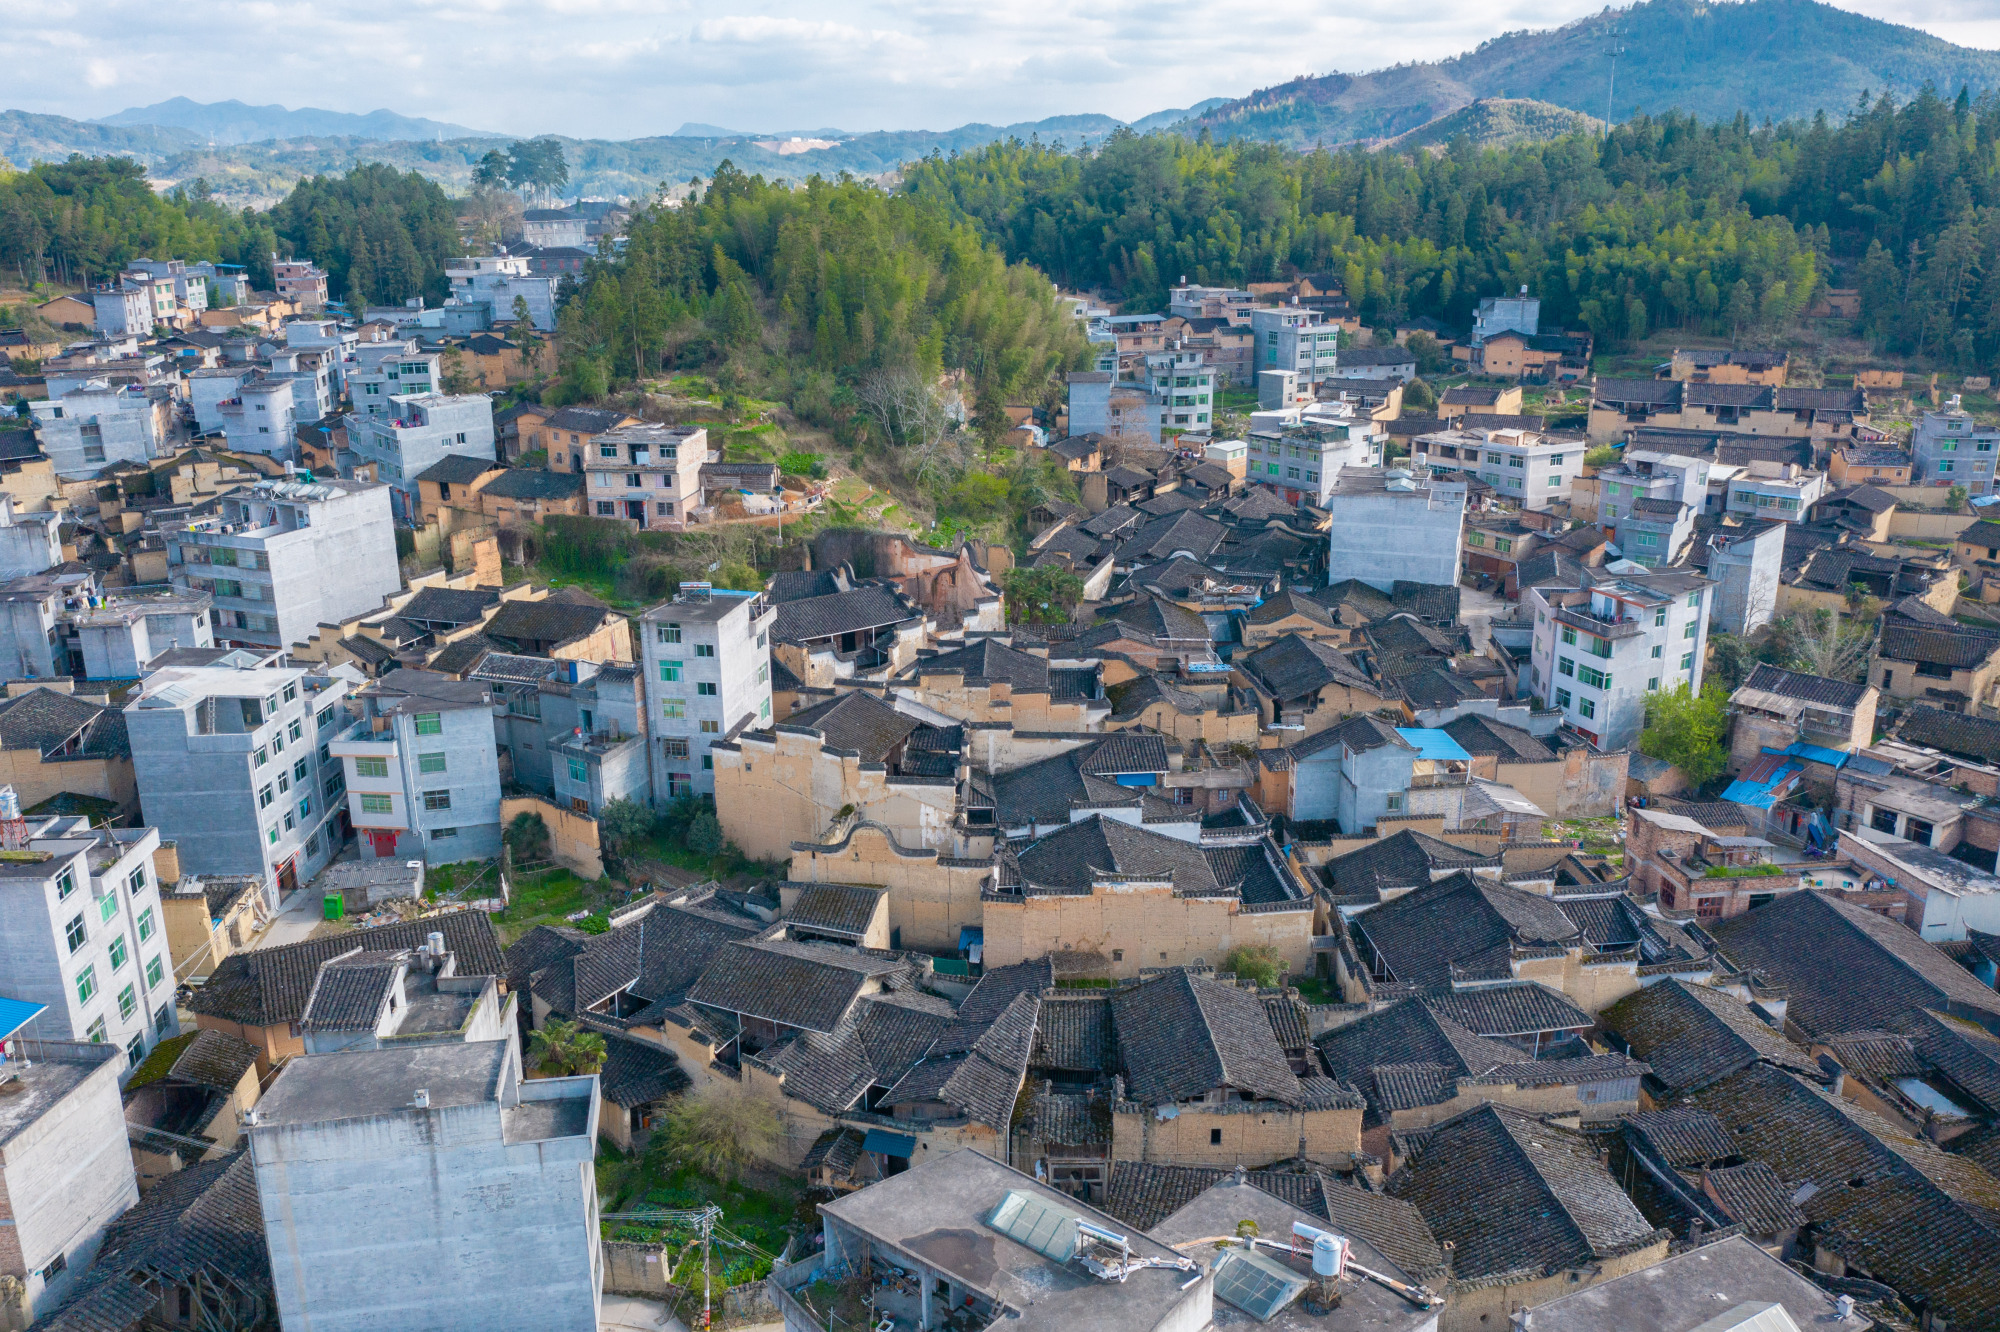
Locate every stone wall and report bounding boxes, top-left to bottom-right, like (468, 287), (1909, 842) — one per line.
(787, 824), (988, 953)
(1110, 1102), (1361, 1170)
(714, 730), (960, 864)
(981, 886), (1313, 979)
(501, 795), (604, 881)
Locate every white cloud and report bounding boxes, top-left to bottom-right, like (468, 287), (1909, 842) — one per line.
(2, 0), (1997, 139)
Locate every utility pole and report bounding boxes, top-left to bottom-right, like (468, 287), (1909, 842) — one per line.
(1604, 43), (1627, 136)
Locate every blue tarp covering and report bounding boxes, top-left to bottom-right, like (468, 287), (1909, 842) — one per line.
(1113, 773), (1158, 786)
(1721, 762), (1805, 810)
(1396, 728), (1473, 762)
(0, 996), (48, 1043)
(1771, 742), (1851, 770)
(863, 1129), (916, 1158)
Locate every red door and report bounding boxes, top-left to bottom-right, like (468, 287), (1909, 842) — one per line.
(364, 829), (400, 858)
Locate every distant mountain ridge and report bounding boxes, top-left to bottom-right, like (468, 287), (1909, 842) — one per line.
(1186, 0), (2000, 147)
(95, 97), (500, 145)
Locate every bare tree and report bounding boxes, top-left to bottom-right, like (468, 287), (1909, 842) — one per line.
(855, 366), (957, 480)
(1782, 607), (1875, 682)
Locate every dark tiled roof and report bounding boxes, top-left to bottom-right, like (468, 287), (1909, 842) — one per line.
(1737, 662), (1871, 709)
(297, 953), (400, 1032)
(597, 1034), (690, 1108)
(427, 633), (499, 676)
(399, 585), (499, 626)
(1321, 829), (1501, 902)
(1318, 998), (1523, 1122)
(1113, 971), (1301, 1106)
(1387, 1104), (1663, 1281)
(882, 989), (1039, 1130)
(1878, 622), (2000, 669)
(41, 1153), (267, 1332)
(1319, 1179), (1447, 1279)
(484, 597), (618, 650)
(479, 468), (585, 501)
(787, 883), (883, 939)
(1419, 983), (1592, 1040)
(771, 585), (915, 644)
(1439, 713), (1555, 762)
(1102, 1163), (1334, 1232)
(800, 1125), (867, 1174)
(1028, 1086), (1110, 1147)
(1243, 633), (1376, 700)
(1704, 1160), (1808, 1233)
(784, 691), (922, 762)
(1601, 980), (1813, 1096)
(187, 912), (502, 1028)
(684, 940), (898, 1034)
(1625, 1107), (1738, 1167)
(1015, 815), (1220, 894)
(502, 924), (588, 992)
(542, 406), (632, 434)
(1595, 377), (1682, 406)
(415, 454), (502, 485)
(1351, 871), (1578, 988)
(1089, 592), (1211, 644)
(917, 637), (1059, 692)
(0, 687), (126, 757)
(167, 1029), (259, 1091)
(1710, 891), (2000, 1039)
(1031, 993), (1114, 1073)
(1893, 703), (2000, 765)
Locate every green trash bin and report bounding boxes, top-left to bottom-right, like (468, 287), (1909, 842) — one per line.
(322, 893), (344, 921)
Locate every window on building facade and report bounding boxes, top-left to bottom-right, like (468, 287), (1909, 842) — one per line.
(359, 793), (393, 814)
(418, 753), (447, 773)
(423, 790), (451, 811)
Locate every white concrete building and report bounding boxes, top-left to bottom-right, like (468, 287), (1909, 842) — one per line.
(166, 479), (400, 650)
(1417, 426), (1586, 510)
(217, 377), (299, 458)
(0, 497), (64, 579)
(29, 382), (164, 477)
(1912, 397), (2000, 496)
(445, 254), (560, 331)
(249, 1041), (602, 1332)
(1245, 400), (1384, 505)
(126, 659), (357, 910)
(89, 285), (154, 338)
(1324, 467), (1466, 591)
(0, 819), (177, 1063)
(1524, 565), (1714, 750)
(1250, 307), (1340, 389)
(126, 258), (210, 319)
(1707, 521), (1786, 637)
(641, 584), (776, 799)
(346, 342), (441, 418)
(187, 367), (253, 435)
(0, 1031), (138, 1322)
(1722, 462), (1827, 523)
(331, 669), (503, 864)
(1142, 349), (1216, 434)
(344, 394), (496, 521)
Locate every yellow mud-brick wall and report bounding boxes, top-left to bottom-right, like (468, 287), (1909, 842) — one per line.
(1110, 1104), (1361, 1170)
(1438, 1241), (1668, 1332)
(716, 733), (959, 863)
(1108, 698), (1260, 747)
(980, 887), (1312, 979)
(788, 824), (988, 952)
(1384, 1080), (1636, 1136)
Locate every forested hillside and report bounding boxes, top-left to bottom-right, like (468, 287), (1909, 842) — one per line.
(906, 87), (2000, 364)
(0, 156), (458, 307)
(553, 164), (1087, 404)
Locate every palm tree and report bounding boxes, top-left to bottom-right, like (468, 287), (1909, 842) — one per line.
(528, 1018), (607, 1076)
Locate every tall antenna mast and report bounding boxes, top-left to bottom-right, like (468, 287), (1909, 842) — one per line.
(1604, 41), (1627, 137)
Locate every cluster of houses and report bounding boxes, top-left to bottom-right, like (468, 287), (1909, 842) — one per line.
(1, 261), (1999, 1332)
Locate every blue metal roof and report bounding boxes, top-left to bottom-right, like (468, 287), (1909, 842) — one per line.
(1396, 728), (1472, 762)
(1721, 761), (1805, 810)
(862, 1129), (916, 1158)
(1773, 742), (1851, 769)
(0, 996), (48, 1043)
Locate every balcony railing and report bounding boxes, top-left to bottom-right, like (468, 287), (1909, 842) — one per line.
(1554, 605), (1644, 642)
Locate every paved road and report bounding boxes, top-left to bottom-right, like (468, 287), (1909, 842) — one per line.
(252, 887), (325, 950)
(1459, 581), (1507, 655)
(598, 1295), (686, 1332)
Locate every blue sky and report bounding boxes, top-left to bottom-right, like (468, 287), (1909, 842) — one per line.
(6, 0), (1998, 139)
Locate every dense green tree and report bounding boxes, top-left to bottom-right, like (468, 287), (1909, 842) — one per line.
(1639, 683), (1732, 787)
(264, 164), (458, 305)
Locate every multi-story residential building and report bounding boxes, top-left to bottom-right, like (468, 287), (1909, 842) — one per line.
(1706, 521), (1786, 636)
(249, 1040), (602, 1332)
(186, 366), (253, 435)
(1413, 426), (1585, 510)
(344, 394), (497, 520)
(474, 655), (648, 814)
(1595, 450), (1711, 563)
(1324, 467), (1466, 591)
(1250, 306), (1340, 389)
(1588, 379), (1872, 446)
(585, 423), (707, 529)
(445, 254), (560, 331)
(127, 660), (355, 907)
(1141, 349), (1216, 434)
(125, 258), (209, 323)
(346, 341), (442, 417)
(89, 282), (157, 338)
(262, 346), (336, 421)
(1525, 567), (1714, 749)
(0, 816), (179, 1063)
(0, 1024), (138, 1323)
(50, 583), (215, 681)
(1722, 461), (1827, 523)
(272, 258), (329, 311)
(1471, 286), (1540, 344)
(167, 479), (400, 651)
(640, 584), (775, 800)
(1244, 401), (1383, 505)
(29, 381), (165, 477)
(331, 669), (503, 862)
(0, 498), (61, 580)
(1912, 397), (2000, 496)
(185, 259), (251, 306)
(1329, 345), (1417, 381)
(1168, 284), (1255, 322)
(216, 376), (299, 458)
